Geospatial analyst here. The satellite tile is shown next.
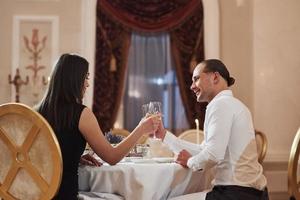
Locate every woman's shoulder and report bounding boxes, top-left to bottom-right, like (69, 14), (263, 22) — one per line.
(79, 105), (94, 120)
(78, 105), (100, 134)
(74, 103), (87, 112)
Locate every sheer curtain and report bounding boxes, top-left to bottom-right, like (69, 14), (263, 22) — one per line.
(123, 32), (188, 134)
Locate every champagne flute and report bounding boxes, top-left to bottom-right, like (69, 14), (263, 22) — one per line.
(142, 104), (150, 117)
(142, 103), (154, 138)
(149, 101), (162, 117)
(142, 101), (162, 139)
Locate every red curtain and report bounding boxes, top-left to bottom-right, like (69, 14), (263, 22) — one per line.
(94, 0), (206, 132)
(93, 10), (131, 132)
(99, 0), (201, 32)
(170, 7), (207, 129)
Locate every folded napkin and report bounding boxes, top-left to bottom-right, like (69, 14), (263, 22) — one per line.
(147, 138), (174, 157)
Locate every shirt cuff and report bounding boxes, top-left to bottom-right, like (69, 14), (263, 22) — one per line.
(187, 156), (203, 171)
(187, 149), (218, 171)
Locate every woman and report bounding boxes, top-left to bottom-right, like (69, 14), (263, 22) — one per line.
(37, 54), (159, 199)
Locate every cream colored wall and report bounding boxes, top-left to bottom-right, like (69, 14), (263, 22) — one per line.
(219, 0), (300, 162)
(253, 0), (300, 162)
(0, 0), (82, 104)
(219, 0), (254, 112)
(219, 0), (300, 193)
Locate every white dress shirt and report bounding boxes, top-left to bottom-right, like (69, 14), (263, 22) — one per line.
(164, 90), (267, 190)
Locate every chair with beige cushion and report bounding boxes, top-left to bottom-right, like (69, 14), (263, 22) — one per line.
(287, 127), (300, 200)
(0, 103), (62, 200)
(179, 129), (266, 163)
(111, 128), (148, 144)
(255, 130), (268, 164)
(178, 129), (204, 144)
(111, 128), (130, 138)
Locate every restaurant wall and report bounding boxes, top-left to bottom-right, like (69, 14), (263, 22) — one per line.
(219, 0), (254, 112)
(220, 0), (300, 195)
(219, 0), (300, 163)
(253, 0), (300, 163)
(252, 0), (300, 196)
(0, 0), (83, 105)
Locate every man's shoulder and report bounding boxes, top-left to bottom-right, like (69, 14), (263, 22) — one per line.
(212, 95), (248, 112)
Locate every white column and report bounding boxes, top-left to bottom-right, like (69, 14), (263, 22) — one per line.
(81, 0), (97, 108)
(202, 0), (220, 59)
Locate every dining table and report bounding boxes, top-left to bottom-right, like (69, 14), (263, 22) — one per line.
(78, 157), (213, 200)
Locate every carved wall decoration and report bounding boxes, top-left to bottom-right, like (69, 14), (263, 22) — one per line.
(11, 15), (59, 106)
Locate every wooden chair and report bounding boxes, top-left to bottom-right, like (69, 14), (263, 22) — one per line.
(111, 128), (130, 138)
(178, 129), (214, 191)
(178, 129), (267, 163)
(178, 129), (204, 144)
(0, 103), (62, 200)
(255, 130), (268, 164)
(111, 128), (148, 144)
(288, 127), (300, 200)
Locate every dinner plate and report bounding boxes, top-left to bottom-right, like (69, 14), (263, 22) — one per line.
(130, 157), (155, 163)
(122, 157), (175, 163)
(152, 157), (175, 163)
(122, 157), (142, 162)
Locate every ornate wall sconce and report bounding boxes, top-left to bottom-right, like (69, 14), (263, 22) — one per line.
(8, 68), (29, 102)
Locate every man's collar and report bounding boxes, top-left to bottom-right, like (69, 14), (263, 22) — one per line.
(207, 90), (233, 107)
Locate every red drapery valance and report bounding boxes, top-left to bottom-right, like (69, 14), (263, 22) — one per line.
(99, 0), (201, 32)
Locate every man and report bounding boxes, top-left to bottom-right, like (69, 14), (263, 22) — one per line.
(156, 59), (269, 200)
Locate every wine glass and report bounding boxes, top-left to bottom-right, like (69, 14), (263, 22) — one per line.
(148, 101), (162, 116)
(142, 101), (162, 139)
(142, 103), (150, 117)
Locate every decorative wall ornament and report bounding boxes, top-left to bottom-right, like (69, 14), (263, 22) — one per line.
(8, 68), (29, 102)
(11, 15), (59, 106)
(23, 28), (49, 99)
(23, 28), (47, 79)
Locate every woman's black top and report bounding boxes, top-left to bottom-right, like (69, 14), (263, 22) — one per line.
(53, 104), (86, 200)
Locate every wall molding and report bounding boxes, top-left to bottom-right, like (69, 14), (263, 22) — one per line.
(264, 152), (290, 162)
(262, 152), (291, 193)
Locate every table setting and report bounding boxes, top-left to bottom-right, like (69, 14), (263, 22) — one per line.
(79, 134), (210, 200)
(78, 101), (213, 200)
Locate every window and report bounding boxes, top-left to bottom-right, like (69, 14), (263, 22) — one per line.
(121, 32), (188, 134)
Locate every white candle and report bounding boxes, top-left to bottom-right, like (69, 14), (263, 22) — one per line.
(195, 119), (200, 144)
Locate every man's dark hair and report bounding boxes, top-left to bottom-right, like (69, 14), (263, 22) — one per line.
(201, 59), (235, 86)
(37, 53), (89, 131)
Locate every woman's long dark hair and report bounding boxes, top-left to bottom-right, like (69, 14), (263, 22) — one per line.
(37, 54), (89, 132)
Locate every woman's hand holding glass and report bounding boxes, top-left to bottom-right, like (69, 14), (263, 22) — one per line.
(138, 114), (161, 136)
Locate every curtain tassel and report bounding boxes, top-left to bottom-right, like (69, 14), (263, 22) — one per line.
(190, 55), (197, 73)
(110, 54), (117, 72)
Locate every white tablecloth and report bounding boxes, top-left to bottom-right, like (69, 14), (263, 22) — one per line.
(78, 161), (212, 200)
